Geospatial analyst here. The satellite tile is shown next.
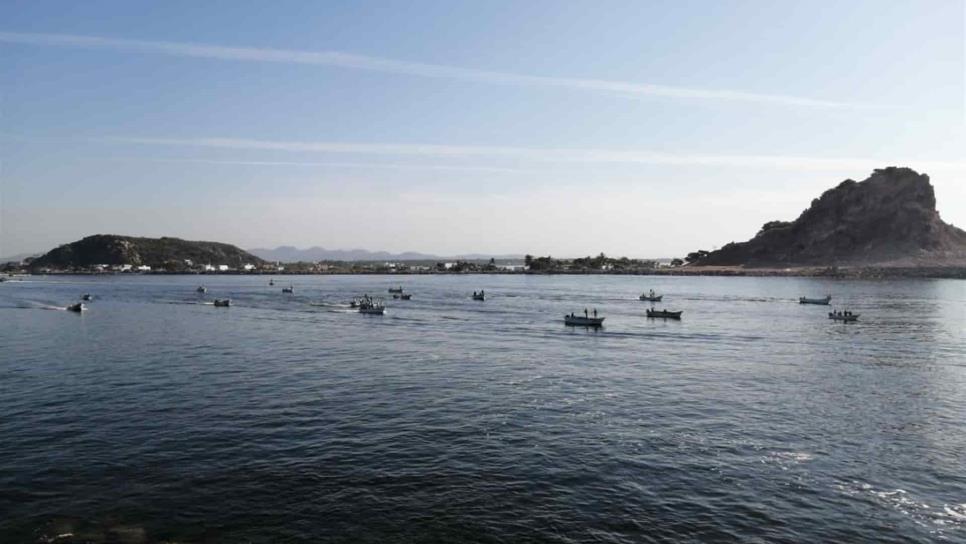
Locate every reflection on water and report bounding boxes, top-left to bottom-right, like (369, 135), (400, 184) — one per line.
(1, 274), (964, 543)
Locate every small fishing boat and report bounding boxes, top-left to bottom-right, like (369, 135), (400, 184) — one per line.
(213, 299), (231, 307)
(388, 287), (404, 294)
(799, 295), (831, 305)
(66, 302), (86, 312)
(646, 309), (683, 319)
(828, 311), (858, 322)
(269, 279), (275, 286)
(564, 314), (605, 327)
(400, 293), (412, 300)
(356, 295), (385, 314)
(472, 291), (485, 301)
(349, 300), (359, 308)
(82, 294), (93, 301)
(196, 286), (207, 294)
(282, 286), (294, 293)
(639, 293), (663, 302)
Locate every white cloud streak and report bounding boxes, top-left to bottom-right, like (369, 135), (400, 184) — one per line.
(110, 136), (966, 173)
(0, 31), (872, 109)
(94, 156), (526, 173)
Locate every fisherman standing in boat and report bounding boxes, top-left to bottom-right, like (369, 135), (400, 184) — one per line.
(593, 308), (598, 318)
(584, 308), (588, 318)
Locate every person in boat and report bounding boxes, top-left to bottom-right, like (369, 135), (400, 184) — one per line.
(584, 308), (588, 318)
(481, 290), (484, 297)
(593, 308), (597, 318)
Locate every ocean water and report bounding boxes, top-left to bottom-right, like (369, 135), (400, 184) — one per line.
(1, 274), (965, 543)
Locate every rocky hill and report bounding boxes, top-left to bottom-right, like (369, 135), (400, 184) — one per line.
(31, 235), (264, 270)
(691, 167), (966, 267)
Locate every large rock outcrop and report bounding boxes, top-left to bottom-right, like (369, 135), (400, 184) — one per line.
(692, 167), (966, 267)
(31, 235), (264, 270)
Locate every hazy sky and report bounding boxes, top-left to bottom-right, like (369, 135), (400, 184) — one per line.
(2, 0), (964, 258)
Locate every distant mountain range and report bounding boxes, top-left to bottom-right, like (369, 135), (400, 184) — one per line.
(248, 246), (523, 262)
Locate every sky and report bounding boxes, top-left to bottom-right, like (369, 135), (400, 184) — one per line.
(1, 0), (964, 258)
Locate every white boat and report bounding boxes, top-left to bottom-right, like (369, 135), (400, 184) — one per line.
(800, 295), (831, 305)
(67, 303), (86, 312)
(564, 314), (604, 326)
(213, 299), (231, 307)
(646, 309), (683, 319)
(828, 311), (858, 322)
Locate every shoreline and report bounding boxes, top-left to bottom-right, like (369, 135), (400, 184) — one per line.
(10, 265), (966, 280)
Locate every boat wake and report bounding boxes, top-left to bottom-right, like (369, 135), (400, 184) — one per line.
(1, 300), (72, 311)
(836, 481), (966, 535)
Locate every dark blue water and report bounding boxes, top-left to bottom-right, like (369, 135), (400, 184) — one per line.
(1, 274), (965, 543)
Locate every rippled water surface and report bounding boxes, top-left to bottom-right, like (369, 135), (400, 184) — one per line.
(1, 274), (965, 543)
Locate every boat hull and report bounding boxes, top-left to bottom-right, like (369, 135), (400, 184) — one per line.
(800, 297), (831, 305)
(639, 295), (663, 302)
(646, 310), (682, 319)
(828, 313), (859, 322)
(564, 316), (604, 326)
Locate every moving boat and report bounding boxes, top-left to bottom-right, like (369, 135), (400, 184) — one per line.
(799, 295), (831, 305)
(639, 293), (663, 302)
(828, 311), (859, 322)
(197, 286), (207, 294)
(282, 286), (294, 293)
(357, 295), (385, 314)
(564, 314), (604, 327)
(269, 279), (275, 286)
(399, 293), (412, 300)
(82, 294), (93, 301)
(472, 290), (485, 301)
(388, 287), (404, 294)
(67, 303), (86, 312)
(646, 309), (683, 319)
(213, 299), (231, 307)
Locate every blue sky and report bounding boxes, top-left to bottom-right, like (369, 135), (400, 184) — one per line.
(1, 0), (964, 257)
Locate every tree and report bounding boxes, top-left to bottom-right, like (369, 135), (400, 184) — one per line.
(685, 250), (709, 264)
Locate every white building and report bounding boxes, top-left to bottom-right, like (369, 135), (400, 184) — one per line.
(218, 265), (230, 272)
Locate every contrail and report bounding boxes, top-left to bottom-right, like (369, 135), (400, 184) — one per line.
(0, 31), (875, 109)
